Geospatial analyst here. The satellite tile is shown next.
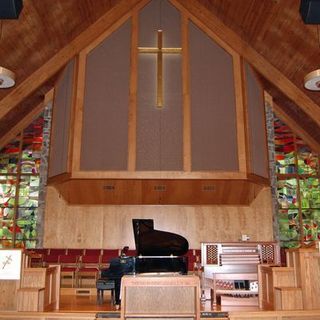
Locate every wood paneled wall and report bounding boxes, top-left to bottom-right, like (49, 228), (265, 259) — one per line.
(43, 186), (273, 249)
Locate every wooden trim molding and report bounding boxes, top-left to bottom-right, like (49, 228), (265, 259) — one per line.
(128, 13), (138, 171)
(247, 173), (270, 186)
(70, 52), (86, 173)
(233, 54), (248, 174)
(70, 170), (247, 180)
(181, 14), (191, 172)
(46, 173), (71, 185)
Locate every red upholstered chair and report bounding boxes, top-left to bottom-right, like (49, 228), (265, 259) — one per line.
(84, 249), (102, 256)
(66, 249), (84, 256)
(32, 248), (49, 255)
(100, 249), (120, 268)
(59, 254), (80, 287)
(76, 254), (101, 287)
(184, 249), (200, 272)
(49, 248), (67, 256)
(126, 249), (137, 257)
(42, 254), (59, 267)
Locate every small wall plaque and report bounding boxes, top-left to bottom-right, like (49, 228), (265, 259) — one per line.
(0, 249), (22, 280)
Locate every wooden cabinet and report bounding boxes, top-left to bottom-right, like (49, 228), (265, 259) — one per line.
(286, 247), (320, 309)
(258, 247), (320, 311)
(258, 265), (301, 310)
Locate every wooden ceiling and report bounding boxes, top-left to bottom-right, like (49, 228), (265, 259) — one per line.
(0, 0), (319, 150)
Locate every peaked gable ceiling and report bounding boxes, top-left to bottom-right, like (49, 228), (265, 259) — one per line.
(0, 0), (319, 151)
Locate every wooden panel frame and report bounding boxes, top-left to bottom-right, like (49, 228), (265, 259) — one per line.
(182, 13), (192, 172)
(65, 0), (252, 179)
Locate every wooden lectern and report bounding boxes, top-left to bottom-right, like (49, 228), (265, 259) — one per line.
(121, 274), (200, 320)
(0, 249), (60, 312)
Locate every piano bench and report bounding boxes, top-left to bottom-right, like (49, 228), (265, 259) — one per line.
(96, 278), (115, 305)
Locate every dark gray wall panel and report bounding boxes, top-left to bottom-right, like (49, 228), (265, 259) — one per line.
(189, 22), (238, 171)
(245, 63), (268, 178)
(81, 20), (131, 171)
(49, 59), (74, 177)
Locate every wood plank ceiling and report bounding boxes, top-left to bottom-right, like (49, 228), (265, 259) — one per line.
(0, 0), (319, 150)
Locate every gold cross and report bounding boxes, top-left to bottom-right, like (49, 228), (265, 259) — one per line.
(138, 30), (182, 108)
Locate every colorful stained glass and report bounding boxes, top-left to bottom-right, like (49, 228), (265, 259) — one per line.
(278, 209), (300, 247)
(0, 176), (17, 207)
(0, 239), (14, 248)
(274, 118), (295, 174)
(277, 178), (298, 209)
(302, 209), (320, 241)
(0, 136), (20, 174)
(0, 207), (15, 220)
(23, 240), (37, 249)
(299, 178), (320, 209)
(0, 219), (14, 240)
(0, 111), (46, 248)
(296, 137), (319, 175)
(17, 208), (37, 242)
(21, 117), (43, 174)
(274, 115), (320, 248)
(18, 175), (40, 207)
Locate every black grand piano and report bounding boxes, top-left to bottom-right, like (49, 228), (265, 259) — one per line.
(133, 219), (189, 274)
(98, 219), (189, 306)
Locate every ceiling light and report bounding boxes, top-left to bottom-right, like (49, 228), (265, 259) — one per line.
(0, 66), (15, 88)
(304, 69), (320, 91)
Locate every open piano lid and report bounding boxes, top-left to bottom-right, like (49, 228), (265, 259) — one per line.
(132, 219), (189, 256)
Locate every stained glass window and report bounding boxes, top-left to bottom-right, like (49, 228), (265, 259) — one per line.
(274, 117), (320, 247)
(274, 118), (295, 174)
(0, 114), (45, 249)
(0, 136), (20, 174)
(277, 178), (298, 209)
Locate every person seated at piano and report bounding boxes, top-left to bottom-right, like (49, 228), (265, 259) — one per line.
(101, 246), (134, 309)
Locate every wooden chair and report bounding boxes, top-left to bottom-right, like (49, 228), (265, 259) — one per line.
(76, 254), (101, 287)
(26, 249), (48, 267)
(59, 254), (80, 287)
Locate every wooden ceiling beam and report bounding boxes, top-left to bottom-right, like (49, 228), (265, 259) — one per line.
(171, 0), (320, 127)
(0, 100), (44, 149)
(0, 0), (149, 120)
(273, 102), (320, 153)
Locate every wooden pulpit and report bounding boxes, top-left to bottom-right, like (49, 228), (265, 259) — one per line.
(120, 274), (200, 320)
